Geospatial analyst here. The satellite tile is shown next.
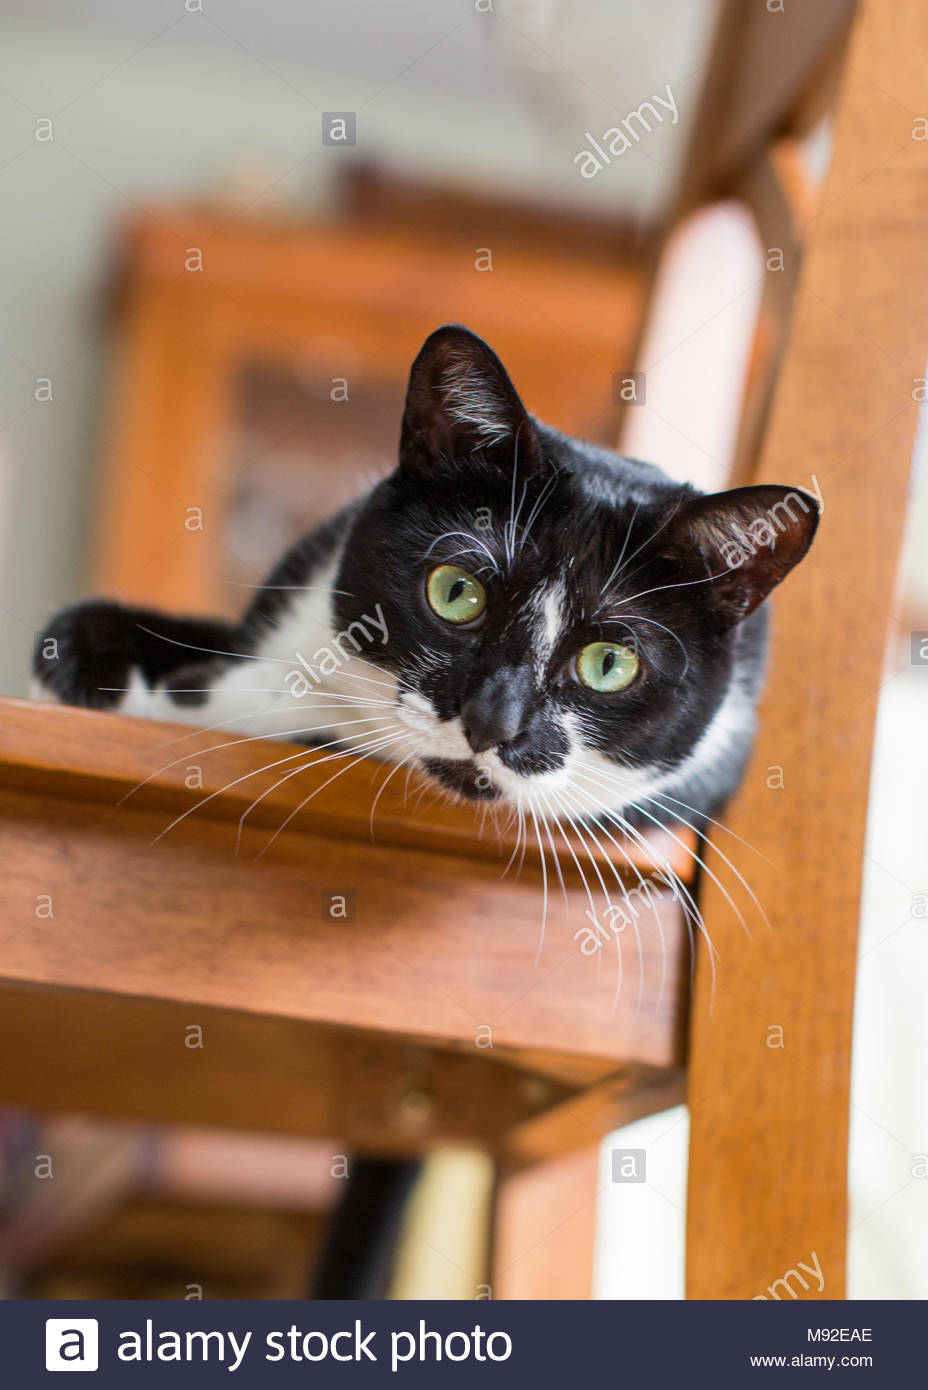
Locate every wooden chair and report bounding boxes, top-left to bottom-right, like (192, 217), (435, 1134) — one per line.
(0, 698), (692, 1299)
(0, 0), (920, 1299)
(685, 0), (925, 1299)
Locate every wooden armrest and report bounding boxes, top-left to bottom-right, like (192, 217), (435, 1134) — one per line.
(0, 697), (694, 878)
(0, 697), (693, 1155)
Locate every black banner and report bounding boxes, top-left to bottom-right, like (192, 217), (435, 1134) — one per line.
(14, 1298), (915, 1386)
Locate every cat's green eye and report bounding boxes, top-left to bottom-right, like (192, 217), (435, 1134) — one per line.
(575, 641), (639, 693)
(426, 564), (487, 625)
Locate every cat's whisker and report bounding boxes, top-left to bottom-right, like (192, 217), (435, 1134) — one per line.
(500, 799), (526, 881)
(561, 781), (652, 917)
(567, 768), (716, 995)
(248, 731), (413, 855)
(547, 791), (614, 921)
(516, 799), (530, 878)
(232, 723), (408, 853)
(369, 741), (420, 841)
(424, 530), (501, 578)
(499, 795), (529, 882)
(607, 804), (716, 1003)
(133, 621), (395, 712)
(646, 788), (773, 865)
(632, 789), (771, 930)
(563, 788), (653, 1015)
(126, 705), (402, 802)
(539, 791), (595, 918)
(506, 418), (529, 568)
(536, 795), (569, 912)
(606, 504), (683, 593)
(610, 613), (691, 680)
(541, 794), (610, 993)
(134, 624), (287, 665)
(563, 781), (673, 1009)
(284, 693), (397, 709)
(410, 774), (435, 815)
(402, 762), (418, 807)
(614, 570), (727, 611)
(147, 719), (398, 844)
(136, 620), (399, 699)
(505, 472), (529, 567)
(253, 664), (398, 698)
(100, 686), (292, 695)
(526, 802), (550, 963)
(491, 798), (517, 839)
(307, 664), (397, 693)
(149, 699), (281, 748)
(577, 758), (767, 937)
(257, 730), (414, 859)
(594, 795), (714, 1002)
(225, 582), (356, 596)
(233, 754), (319, 855)
(544, 790), (615, 993)
(330, 661), (399, 690)
(563, 781), (663, 915)
(150, 692), (398, 751)
(557, 785), (656, 1017)
(516, 465), (560, 558)
(602, 499), (641, 593)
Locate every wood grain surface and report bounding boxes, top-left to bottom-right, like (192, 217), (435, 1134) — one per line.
(686, 0), (924, 1300)
(0, 698), (695, 1157)
(0, 697), (695, 878)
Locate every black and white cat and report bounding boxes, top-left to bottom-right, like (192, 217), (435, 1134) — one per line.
(34, 324), (818, 851)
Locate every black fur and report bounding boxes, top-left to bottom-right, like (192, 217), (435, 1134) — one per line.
(325, 326), (817, 821)
(34, 324), (818, 827)
(34, 599), (241, 710)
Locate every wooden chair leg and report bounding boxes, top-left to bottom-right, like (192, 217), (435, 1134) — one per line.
(686, 0), (926, 1299)
(493, 1145), (601, 1300)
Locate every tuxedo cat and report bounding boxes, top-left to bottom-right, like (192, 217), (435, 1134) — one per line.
(33, 323), (819, 1299)
(34, 324), (818, 856)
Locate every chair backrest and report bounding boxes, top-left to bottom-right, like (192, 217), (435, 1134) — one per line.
(686, 0), (924, 1299)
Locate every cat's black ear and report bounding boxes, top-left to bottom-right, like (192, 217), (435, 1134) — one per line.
(400, 325), (540, 473)
(663, 484), (819, 624)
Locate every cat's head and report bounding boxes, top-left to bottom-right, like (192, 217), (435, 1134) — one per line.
(334, 325), (818, 817)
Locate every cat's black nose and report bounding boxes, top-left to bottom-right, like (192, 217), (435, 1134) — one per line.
(461, 668), (532, 753)
(462, 710), (520, 754)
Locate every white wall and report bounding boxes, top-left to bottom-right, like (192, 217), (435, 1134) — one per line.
(0, 3), (714, 687)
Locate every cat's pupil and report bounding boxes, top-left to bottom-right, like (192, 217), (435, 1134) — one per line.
(448, 578), (465, 603)
(602, 650), (616, 676)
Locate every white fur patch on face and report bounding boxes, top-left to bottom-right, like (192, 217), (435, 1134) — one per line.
(541, 584), (563, 649)
(523, 579), (566, 681)
(474, 747), (571, 802)
(395, 690), (472, 760)
(566, 746), (665, 819)
(396, 687), (576, 806)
